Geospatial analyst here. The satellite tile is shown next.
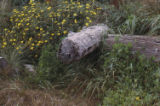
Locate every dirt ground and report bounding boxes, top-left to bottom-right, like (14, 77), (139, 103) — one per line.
(0, 79), (96, 106)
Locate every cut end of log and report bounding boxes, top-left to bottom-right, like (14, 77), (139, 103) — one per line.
(58, 39), (77, 63)
(58, 24), (109, 63)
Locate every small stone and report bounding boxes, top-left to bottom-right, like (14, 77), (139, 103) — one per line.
(24, 64), (35, 72)
(0, 57), (8, 71)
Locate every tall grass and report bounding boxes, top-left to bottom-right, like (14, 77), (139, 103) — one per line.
(0, 48), (28, 77)
(101, 0), (160, 35)
(0, 0), (11, 29)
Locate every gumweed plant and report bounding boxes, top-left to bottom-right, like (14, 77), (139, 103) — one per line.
(0, 0), (101, 58)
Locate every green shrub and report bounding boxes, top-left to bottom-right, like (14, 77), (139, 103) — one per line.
(24, 41), (160, 101)
(0, 0), (100, 58)
(102, 88), (160, 106)
(103, 43), (159, 90)
(62, 42), (160, 98)
(103, 1), (160, 35)
(33, 44), (67, 85)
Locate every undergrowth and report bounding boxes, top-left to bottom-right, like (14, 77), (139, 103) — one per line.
(1, 0), (160, 105)
(101, 0), (160, 35)
(23, 42), (160, 105)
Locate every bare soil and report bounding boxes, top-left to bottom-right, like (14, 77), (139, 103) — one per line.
(0, 79), (96, 106)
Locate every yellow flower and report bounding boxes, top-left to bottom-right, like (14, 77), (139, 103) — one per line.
(78, 5), (82, 8)
(2, 45), (5, 48)
(36, 26), (39, 29)
(29, 37), (32, 41)
(63, 30), (68, 34)
(40, 10), (44, 13)
(23, 32), (26, 35)
(18, 51), (22, 54)
(26, 23), (30, 26)
(74, 19), (78, 23)
(18, 23), (21, 27)
(86, 3), (90, 7)
(25, 28), (29, 31)
(51, 33), (55, 36)
(49, 14), (52, 18)
(86, 6), (89, 9)
(13, 39), (16, 41)
(136, 97), (140, 101)
(3, 42), (7, 45)
(40, 41), (43, 44)
(91, 11), (97, 15)
(57, 32), (61, 36)
(12, 43), (16, 45)
(30, 47), (34, 50)
(10, 39), (13, 42)
(47, 7), (52, 10)
(23, 6), (28, 10)
(4, 28), (7, 31)
(40, 28), (43, 31)
(73, 13), (77, 17)
(21, 14), (24, 16)
(44, 40), (48, 43)
(57, 13), (60, 17)
(89, 20), (92, 23)
(31, 43), (35, 46)
(20, 41), (24, 44)
(96, 7), (102, 10)
(85, 10), (89, 13)
(62, 19), (66, 24)
(16, 47), (19, 50)
(85, 23), (89, 26)
(77, 2), (80, 5)
(58, 26), (61, 29)
(29, 0), (34, 4)
(37, 43), (40, 46)
(10, 19), (13, 22)
(86, 17), (90, 20)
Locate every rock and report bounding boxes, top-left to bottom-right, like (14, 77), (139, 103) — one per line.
(24, 64), (35, 72)
(0, 57), (8, 71)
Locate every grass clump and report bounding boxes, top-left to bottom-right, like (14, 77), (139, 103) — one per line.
(100, 1), (160, 35)
(34, 44), (67, 86)
(30, 42), (160, 101)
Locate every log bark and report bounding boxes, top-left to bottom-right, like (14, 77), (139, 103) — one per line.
(106, 34), (160, 61)
(58, 25), (109, 63)
(58, 25), (160, 63)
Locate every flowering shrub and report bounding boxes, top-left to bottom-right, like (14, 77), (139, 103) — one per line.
(0, 0), (101, 56)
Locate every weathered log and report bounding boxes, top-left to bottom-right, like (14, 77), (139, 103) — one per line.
(58, 24), (160, 63)
(58, 25), (109, 63)
(106, 34), (160, 61)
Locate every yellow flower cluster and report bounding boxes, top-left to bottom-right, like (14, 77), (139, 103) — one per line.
(0, 0), (101, 56)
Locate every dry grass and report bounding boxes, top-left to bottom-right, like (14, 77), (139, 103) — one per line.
(0, 79), (96, 106)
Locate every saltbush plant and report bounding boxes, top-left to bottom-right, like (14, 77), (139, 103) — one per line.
(0, 0), (100, 57)
(25, 41), (160, 103)
(102, 88), (160, 106)
(62, 43), (160, 98)
(103, 43), (160, 90)
(35, 44), (66, 84)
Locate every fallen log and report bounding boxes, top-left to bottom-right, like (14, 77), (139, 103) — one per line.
(58, 25), (160, 63)
(106, 34), (160, 61)
(58, 25), (109, 63)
